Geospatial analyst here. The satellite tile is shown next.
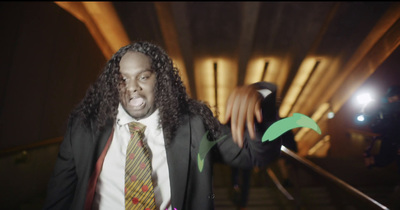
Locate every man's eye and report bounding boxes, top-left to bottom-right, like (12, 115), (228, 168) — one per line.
(139, 72), (151, 81)
(140, 75), (148, 80)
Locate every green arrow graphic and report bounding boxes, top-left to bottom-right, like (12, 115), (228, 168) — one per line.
(197, 113), (321, 172)
(262, 113), (321, 142)
(197, 131), (227, 172)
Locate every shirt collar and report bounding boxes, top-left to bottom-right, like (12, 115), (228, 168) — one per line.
(117, 103), (160, 131)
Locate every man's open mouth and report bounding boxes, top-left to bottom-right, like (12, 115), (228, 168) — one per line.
(129, 96), (145, 108)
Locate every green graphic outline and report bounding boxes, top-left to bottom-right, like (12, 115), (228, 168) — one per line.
(197, 113), (321, 172)
(197, 131), (227, 172)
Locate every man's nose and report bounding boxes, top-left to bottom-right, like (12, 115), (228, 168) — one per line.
(126, 79), (141, 92)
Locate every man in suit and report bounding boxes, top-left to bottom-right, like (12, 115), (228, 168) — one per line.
(43, 41), (281, 210)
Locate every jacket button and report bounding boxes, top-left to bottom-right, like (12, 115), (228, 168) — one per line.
(208, 193), (215, 199)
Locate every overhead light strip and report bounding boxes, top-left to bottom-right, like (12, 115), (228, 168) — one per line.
(289, 60), (320, 115)
(260, 61), (269, 81)
(214, 62), (219, 118)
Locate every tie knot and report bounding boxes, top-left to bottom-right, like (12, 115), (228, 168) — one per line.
(128, 122), (146, 134)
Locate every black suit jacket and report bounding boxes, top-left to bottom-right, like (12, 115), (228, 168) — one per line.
(43, 82), (282, 210)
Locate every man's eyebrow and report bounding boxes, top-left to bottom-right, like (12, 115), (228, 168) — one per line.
(138, 68), (154, 74)
(143, 69), (154, 73)
(139, 69), (155, 76)
(121, 69), (154, 76)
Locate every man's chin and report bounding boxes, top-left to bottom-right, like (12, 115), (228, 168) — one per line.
(129, 112), (147, 120)
(127, 108), (155, 120)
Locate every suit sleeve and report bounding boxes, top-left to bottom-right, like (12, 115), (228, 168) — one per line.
(43, 118), (77, 210)
(214, 81), (282, 168)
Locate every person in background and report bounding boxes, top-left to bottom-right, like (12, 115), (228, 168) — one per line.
(230, 162), (253, 210)
(363, 85), (400, 209)
(229, 85), (285, 210)
(277, 129), (298, 188)
(364, 85), (400, 172)
(43, 41), (282, 210)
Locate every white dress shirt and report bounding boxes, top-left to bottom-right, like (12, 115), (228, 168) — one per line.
(93, 104), (172, 210)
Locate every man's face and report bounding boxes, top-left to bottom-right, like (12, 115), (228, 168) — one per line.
(119, 52), (156, 120)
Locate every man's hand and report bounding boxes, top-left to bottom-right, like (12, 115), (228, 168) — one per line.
(223, 85), (263, 148)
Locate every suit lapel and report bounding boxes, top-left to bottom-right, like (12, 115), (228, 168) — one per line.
(91, 120), (114, 168)
(89, 121), (113, 176)
(165, 115), (191, 210)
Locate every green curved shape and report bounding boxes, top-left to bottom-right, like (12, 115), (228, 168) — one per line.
(197, 131), (227, 172)
(197, 153), (204, 173)
(197, 113), (321, 172)
(262, 113), (321, 142)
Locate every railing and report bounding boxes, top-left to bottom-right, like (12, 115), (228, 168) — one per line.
(270, 146), (390, 210)
(0, 137), (62, 157)
(0, 138), (392, 210)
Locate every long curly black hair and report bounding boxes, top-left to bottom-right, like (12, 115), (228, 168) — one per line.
(71, 41), (221, 142)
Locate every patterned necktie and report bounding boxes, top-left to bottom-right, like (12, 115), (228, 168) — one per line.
(125, 122), (156, 210)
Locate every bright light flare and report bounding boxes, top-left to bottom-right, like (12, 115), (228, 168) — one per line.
(327, 111), (335, 119)
(355, 93), (374, 106)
